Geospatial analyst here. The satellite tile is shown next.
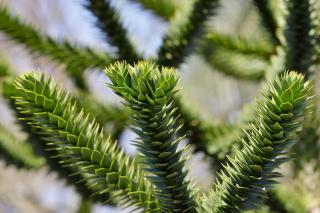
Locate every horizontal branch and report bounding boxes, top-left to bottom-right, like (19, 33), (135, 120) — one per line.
(0, 6), (113, 88)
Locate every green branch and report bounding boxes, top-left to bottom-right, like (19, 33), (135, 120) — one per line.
(283, 0), (317, 78)
(76, 197), (92, 213)
(199, 32), (275, 81)
(3, 78), (112, 204)
(0, 7), (112, 88)
(75, 93), (128, 140)
(106, 61), (198, 212)
(269, 184), (309, 213)
(174, 97), (235, 163)
(200, 46), (268, 81)
(0, 57), (11, 78)
(252, 0), (280, 45)
(85, 0), (139, 62)
(0, 124), (44, 168)
(292, 95), (320, 171)
(203, 32), (274, 60)
(11, 72), (159, 211)
(132, 0), (179, 20)
(157, 0), (219, 67)
(201, 72), (312, 212)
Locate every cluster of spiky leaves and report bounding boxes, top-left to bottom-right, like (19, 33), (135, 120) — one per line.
(197, 0), (319, 178)
(0, 7), (112, 88)
(0, 4), (222, 156)
(283, 0), (317, 78)
(0, 0), (319, 211)
(74, 93), (128, 140)
(85, 0), (139, 62)
(106, 61), (198, 212)
(282, 0), (320, 174)
(201, 72), (312, 212)
(2, 75), (115, 205)
(157, 0), (219, 67)
(11, 72), (159, 211)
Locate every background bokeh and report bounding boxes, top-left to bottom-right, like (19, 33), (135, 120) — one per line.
(0, 0), (319, 212)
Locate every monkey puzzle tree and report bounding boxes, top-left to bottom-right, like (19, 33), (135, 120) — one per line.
(0, 0), (319, 212)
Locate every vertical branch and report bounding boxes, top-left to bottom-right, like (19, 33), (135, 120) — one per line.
(283, 0), (317, 78)
(252, 0), (280, 45)
(86, 0), (139, 62)
(106, 62), (198, 212)
(157, 0), (219, 67)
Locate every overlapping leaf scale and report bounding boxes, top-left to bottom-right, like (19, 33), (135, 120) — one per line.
(106, 61), (198, 212)
(157, 0), (219, 67)
(3, 77), (105, 202)
(201, 72), (312, 212)
(0, 7), (112, 88)
(75, 93), (128, 140)
(11, 72), (159, 211)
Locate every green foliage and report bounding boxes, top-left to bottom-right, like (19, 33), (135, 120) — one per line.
(133, 0), (179, 20)
(201, 72), (312, 212)
(0, 0), (319, 212)
(0, 124), (44, 168)
(106, 61), (197, 212)
(77, 198), (93, 213)
(200, 45), (268, 81)
(175, 97), (236, 164)
(0, 7), (112, 88)
(199, 32), (274, 80)
(283, 0), (317, 78)
(75, 93), (128, 140)
(203, 32), (274, 60)
(282, 0), (320, 174)
(252, 0), (280, 45)
(157, 0), (219, 67)
(2, 77), (113, 205)
(267, 188), (307, 213)
(292, 99), (320, 171)
(85, 0), (139, 62)
(11, 72), (159, 211)
(0, 57), (11, 77)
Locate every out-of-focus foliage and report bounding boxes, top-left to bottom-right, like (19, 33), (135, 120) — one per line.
(0, 0), (319, 212)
